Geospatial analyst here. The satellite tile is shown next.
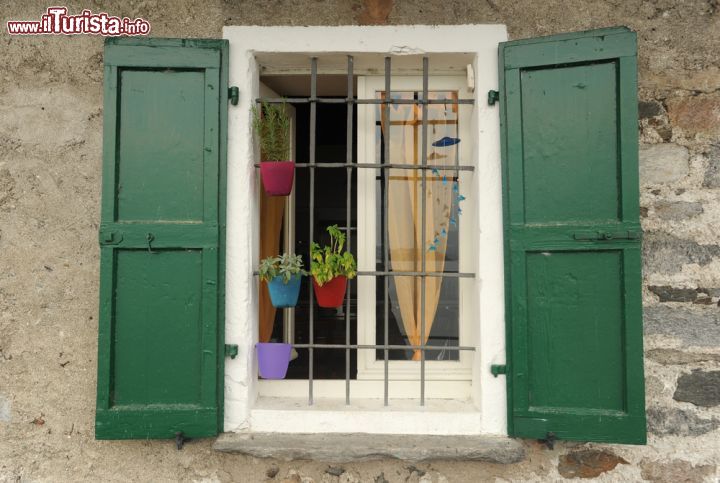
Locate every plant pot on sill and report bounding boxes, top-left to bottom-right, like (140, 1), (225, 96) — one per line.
(267, 275), (302, 308)
(256, 342), (292, 379)
(260, 161), (295, 196)
(312, 275), (348, 308)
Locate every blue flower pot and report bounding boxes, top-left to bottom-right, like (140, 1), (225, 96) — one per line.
(267, 275), (302, 308)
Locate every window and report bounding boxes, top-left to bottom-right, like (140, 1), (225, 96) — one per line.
(97, 26), (645, 443)
(257, 57), (476, 403)
(222, 28), (511, 438)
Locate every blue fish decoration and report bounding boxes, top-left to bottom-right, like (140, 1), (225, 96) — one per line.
(442, 176), (447, 185)
(450, 217), (457, 226)
(457, 194), (466, 201)
(429, 245), (436, 252)
(431, 168), (440, 176)
(432, 136), (461, 147)
(453, 182), (459, 193)
(441, 228), (447, 236)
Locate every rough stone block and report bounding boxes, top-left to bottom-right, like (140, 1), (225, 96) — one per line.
(356, 0), (393, 25)
(643, 232), (720, 274)
(703, 143), (720, 188)
(648, 285), (698, 302)
(647, 286), (719, 305)
(647, 348), (720, 365)
(653, 200), (703, 220)
(639, 100), (663, 119)
(674, 370), (720, 407)
(644, 305), (720, 347)
(667, 95), (720, 138)
(557, 449), (627, 479)
(640, 458), (716, 483)
(646, 406), (719, 436)
(639, 144), (689, 185)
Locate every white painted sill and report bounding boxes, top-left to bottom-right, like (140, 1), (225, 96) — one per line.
(248, 397), (485, 435)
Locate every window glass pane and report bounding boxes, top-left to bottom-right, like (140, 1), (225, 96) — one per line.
(374, 90), (461, 361)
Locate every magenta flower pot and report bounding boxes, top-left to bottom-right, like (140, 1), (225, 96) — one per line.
(260, 161), (295, 196)
(256, 342), (292, 379)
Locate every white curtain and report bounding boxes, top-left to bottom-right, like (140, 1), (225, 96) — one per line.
(382, 91), (458, 360)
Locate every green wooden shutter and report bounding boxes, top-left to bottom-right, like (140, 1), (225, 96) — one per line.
(499, 28), (646, 444)
(96, 38), (228, 440)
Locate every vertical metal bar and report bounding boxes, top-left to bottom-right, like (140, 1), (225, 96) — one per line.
(309, 57), (317, 406)
(420, 56), (429, 406)
(345, 55), (353, 405)
(383, 56), (391, 406)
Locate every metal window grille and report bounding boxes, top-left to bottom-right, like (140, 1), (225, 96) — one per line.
(256, 55), (476, 406)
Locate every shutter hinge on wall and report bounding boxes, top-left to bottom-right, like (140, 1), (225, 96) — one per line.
(175, 431), (186, 450)
(224, 344), (238, 359)
(228, 86), (239, 105)
(490, 364), (507, 377)
(539, 432), (557, 450)
(487, 89), (500, 106)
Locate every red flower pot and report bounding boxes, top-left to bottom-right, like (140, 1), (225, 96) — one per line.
(260, 161), (295, 196)
(312, 275), (348, 308)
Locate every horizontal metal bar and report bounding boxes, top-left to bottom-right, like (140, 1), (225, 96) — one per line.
(254, 162), (474, 171)
(256, 97), (474, 105)
(357, 270), (475, 278)
(291, 343), (476, 351)
(253, 270), (475, 278)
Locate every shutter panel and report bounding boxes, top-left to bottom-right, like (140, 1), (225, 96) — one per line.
(96, 38), (228, 439)
(499, 28), (646, 444)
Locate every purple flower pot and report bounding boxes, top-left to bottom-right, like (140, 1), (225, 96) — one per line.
(256, 342), (292, 379)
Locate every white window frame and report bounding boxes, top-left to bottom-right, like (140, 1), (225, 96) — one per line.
(223, 25), (508, 436)
(356, 75), (475, 386)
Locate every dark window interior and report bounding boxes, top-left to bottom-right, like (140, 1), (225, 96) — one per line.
(270, 100), (358, 379)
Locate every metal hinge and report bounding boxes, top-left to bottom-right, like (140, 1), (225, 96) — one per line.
(487, 90), (500, 106)
(225, 344), (238, 359)
(490, 364), (507, 377)
(228, 86), (239, 105)
(98, 230), (123, 246)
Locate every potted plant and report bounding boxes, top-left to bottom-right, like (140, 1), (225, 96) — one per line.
(256, 253), (306, 379)
(310, 225), (357, 308)
(252, 100), (293, 196)
(259, 253), (307, 308)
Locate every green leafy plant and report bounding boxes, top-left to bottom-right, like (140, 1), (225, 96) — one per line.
(251, 101), (291, 162)
(310, 225), (357, 286)
(259, 253), (307, 283)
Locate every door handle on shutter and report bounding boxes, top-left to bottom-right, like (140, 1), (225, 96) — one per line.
(573, 230), (639, 241)
(146, 233), (157, 254)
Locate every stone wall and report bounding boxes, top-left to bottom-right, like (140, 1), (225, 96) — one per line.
(0, 1), (718, 481)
